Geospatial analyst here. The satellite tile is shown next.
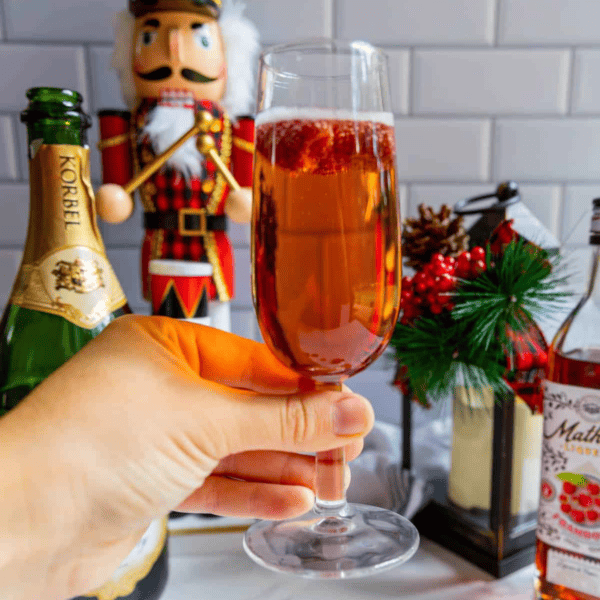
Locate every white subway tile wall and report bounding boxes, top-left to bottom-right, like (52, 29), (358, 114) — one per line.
(0, 0), (595, 423)
(338, 0), (496, 45)
(572, 50), (600, 115)
(0, 45), (88, 111)
(395, 118), (492, 181)
(4, 0), (124, 42)
(413, 50), (570, 115)
(498, 0), (600, 45)
(89, 46), (127, 112)
(495, 119), (600, 181)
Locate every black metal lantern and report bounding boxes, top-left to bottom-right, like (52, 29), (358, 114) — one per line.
(453, 180), (559, 251)
(402, 182), (559, 577)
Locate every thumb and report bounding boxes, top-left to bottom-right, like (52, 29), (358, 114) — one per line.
(187, 381), (375, 458)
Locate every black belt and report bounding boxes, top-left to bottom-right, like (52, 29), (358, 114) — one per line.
(144, 209), (227, 237)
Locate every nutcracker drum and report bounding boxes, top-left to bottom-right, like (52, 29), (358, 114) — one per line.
(149, 259), (212, 325)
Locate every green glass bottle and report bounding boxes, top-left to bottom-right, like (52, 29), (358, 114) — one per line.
(0, 87), (130, 412)
(0, 88), (168, 600)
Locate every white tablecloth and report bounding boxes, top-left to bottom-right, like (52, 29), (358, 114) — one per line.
(163, 517), (536, 600)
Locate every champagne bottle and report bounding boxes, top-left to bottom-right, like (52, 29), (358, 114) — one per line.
(0, 88), (168, 600)
(535, 198), (600, 600)
(0, 87), (131, 412)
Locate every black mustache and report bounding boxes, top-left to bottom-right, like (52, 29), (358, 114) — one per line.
(181, 68), (218, 83)
(137, 66), (173, 81)
(136, 66), (218, 83)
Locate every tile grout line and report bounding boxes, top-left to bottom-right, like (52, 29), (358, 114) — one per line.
(566, 46), (577, 115)
(2, 39), (600, 51)
(331, 0), (337, 39)
(0, 38), (113, 47)
(395, 113), (600, 119)
(493, 0), (502, 46)
(0, 115), (18, 181)
(374, 43), (594, 51)
(82, 43), (97, 114)
(6, 110), (600, 119)
(407, 48), (414, 116)
(0, 0), (9, 41)
(11, 111), (27, 183)
(559, 184), (567, 241)
(488, 117), (496, 183)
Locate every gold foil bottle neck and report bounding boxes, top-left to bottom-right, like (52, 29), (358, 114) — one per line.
(10, 144), (127, 328)
(24, 144), (104, 262)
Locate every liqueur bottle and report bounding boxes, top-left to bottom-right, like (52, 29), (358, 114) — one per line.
(535, 199), (600, 600)
(0, 88), (168, 600)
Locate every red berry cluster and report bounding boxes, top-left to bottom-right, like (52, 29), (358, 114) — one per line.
(489, 219), (519, 254)
(511, 349), (548, 372)
(560, 480), (600, 525)
(505, 323), (549, 373)
(400, 247), (487, 325)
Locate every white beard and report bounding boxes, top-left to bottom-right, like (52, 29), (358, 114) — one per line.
(143, 100), (205, 180)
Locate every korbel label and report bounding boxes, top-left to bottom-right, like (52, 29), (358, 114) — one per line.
(538, 380), (600, 560)
(10, 145), (126, 328)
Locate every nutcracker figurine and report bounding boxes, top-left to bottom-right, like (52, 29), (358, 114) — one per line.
(97, 0), (259, 331)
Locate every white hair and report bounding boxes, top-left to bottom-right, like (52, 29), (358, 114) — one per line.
(218, 1), (260, 117)
(112, 9), (138, 111)
(110, 0), (261, 117)
(144, 104), (205, 178)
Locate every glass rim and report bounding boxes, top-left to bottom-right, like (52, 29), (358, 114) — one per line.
(259, 38), (389, 78)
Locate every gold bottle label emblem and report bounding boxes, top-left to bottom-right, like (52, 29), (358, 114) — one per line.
(10, 145), (127, 328)
(52, 258), (105, 294)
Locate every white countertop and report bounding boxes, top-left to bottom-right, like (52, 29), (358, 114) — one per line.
(163, 517), (536, 600)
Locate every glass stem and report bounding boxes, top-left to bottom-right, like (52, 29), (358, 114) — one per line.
(314, 382), (348, 515)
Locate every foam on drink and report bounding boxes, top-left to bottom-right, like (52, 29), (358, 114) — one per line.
(255, 106), (395, 127)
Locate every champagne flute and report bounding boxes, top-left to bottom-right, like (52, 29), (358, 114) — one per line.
(244, 39), (419, 579)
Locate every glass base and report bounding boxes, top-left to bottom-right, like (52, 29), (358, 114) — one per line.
(243, 503), (419, 579)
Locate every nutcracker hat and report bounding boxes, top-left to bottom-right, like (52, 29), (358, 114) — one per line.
(129, 0), (221, 18)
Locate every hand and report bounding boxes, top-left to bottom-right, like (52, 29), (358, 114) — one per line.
(224, 186), (252, 223)
(0, 315), (374, 599)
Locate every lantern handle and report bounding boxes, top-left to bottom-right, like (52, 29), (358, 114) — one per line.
(453, 181), (520, 215)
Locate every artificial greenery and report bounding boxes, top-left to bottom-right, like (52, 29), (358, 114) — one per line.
(390, 238), (569, 407)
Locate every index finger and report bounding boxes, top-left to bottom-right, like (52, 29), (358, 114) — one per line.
(140, 316), (315, 394)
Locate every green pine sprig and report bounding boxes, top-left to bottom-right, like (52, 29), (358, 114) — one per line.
(452, 240), (570, 352)
(390, 238), (570, 406)
(391, 314), (509, 405)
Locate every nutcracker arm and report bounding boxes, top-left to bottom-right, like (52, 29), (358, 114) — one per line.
(97, 109), (133, 186)
(96, 111), (243, 223)
(196, 134), (240, 191)
(123, 112), (210, 195)
(96, 132), (132, 151)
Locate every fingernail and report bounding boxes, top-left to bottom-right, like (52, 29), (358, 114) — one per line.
(345, 465), (351, 490)
(333, 396), (369, 436)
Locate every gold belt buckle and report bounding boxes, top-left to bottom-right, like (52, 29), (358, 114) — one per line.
(178, 208), (207, 237)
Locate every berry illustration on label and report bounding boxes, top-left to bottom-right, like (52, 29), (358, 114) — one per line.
(556, 474), (600, 528)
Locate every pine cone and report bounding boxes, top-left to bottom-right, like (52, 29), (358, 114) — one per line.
(402, 204), (469, 269)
